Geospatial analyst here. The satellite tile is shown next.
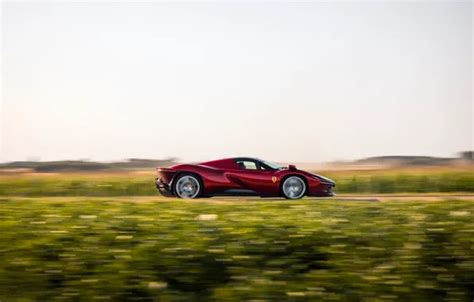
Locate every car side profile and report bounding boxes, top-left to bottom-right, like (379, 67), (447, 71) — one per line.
(155, 157), (335, 199)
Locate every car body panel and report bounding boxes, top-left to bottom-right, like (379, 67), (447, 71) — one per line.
(155, 157), (335, 198)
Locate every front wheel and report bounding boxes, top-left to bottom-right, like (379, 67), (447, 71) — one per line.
(281, 176), (306, 199)
(173, 174), (202, 199)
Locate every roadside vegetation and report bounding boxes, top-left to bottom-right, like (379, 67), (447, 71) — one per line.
(0, 197), (473, 301)
(323, 167), (474, 194)
(0, 166), (472, 300)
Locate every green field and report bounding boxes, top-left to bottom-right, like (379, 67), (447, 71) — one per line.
(1, 168), (472, 300)
(0, 167), (473, 196)
(1, 196), (473, 301)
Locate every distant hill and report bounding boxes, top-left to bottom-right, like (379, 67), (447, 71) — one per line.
(0, 158), (178, 172)
(316, 151), (473, 170)
(0, 151), (471, 172)
(355, 152), (472, 167)
(355, 156), (456, 166)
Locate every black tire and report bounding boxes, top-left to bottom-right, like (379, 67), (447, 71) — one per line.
(281, 176), (306, 199)
(173, 173), (203, 199)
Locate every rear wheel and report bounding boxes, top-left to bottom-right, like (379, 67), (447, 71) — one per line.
(174, 174), (202, 199)
(281, 176), (306, 199)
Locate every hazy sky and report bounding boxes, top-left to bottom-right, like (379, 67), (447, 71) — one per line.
(1, 1), (472, 163)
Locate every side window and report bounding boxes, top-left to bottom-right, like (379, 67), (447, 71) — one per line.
(236, 160), (258, 170)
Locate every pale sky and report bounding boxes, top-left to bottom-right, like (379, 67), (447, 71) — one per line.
(1, 1), (472, 163)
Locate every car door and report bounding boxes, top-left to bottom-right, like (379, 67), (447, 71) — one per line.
(227, 159), (279, 195)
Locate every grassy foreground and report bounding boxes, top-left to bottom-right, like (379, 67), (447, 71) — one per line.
(0, 197), (473, 301)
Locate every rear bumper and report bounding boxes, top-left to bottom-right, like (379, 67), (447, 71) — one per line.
(155, 178), (174, 197)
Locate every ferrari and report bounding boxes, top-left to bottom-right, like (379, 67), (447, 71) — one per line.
(155, 157), (335, 199)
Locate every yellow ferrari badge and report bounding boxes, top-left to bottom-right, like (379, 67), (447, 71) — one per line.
(272, 176), (277, 183)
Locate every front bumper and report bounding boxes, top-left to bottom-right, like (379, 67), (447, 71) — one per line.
(155, 178), (174, 197)
(308, 182), (336, 197)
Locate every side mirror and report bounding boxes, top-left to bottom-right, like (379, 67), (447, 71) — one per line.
(288, 164), (297, 171)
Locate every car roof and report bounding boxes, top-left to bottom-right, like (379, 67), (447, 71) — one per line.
(233, 157), (260, 162)
(199, 157), (261, 169)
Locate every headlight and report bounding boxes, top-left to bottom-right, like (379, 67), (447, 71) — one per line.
(312, 174), (335, 185)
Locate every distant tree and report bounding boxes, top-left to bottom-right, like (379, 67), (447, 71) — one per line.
(459, 151), (473, 161)
(34, 161), (108, 172)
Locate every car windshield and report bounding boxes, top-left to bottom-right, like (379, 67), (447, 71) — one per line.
(259, 159), (284, 170)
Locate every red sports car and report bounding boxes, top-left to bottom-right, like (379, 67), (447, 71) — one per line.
(155, 157), (335, 199)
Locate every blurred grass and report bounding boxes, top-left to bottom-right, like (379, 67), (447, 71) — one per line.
(0, 167), (472, 196)
(0, 197), (472, 301)
(322, 167), (474, 194)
